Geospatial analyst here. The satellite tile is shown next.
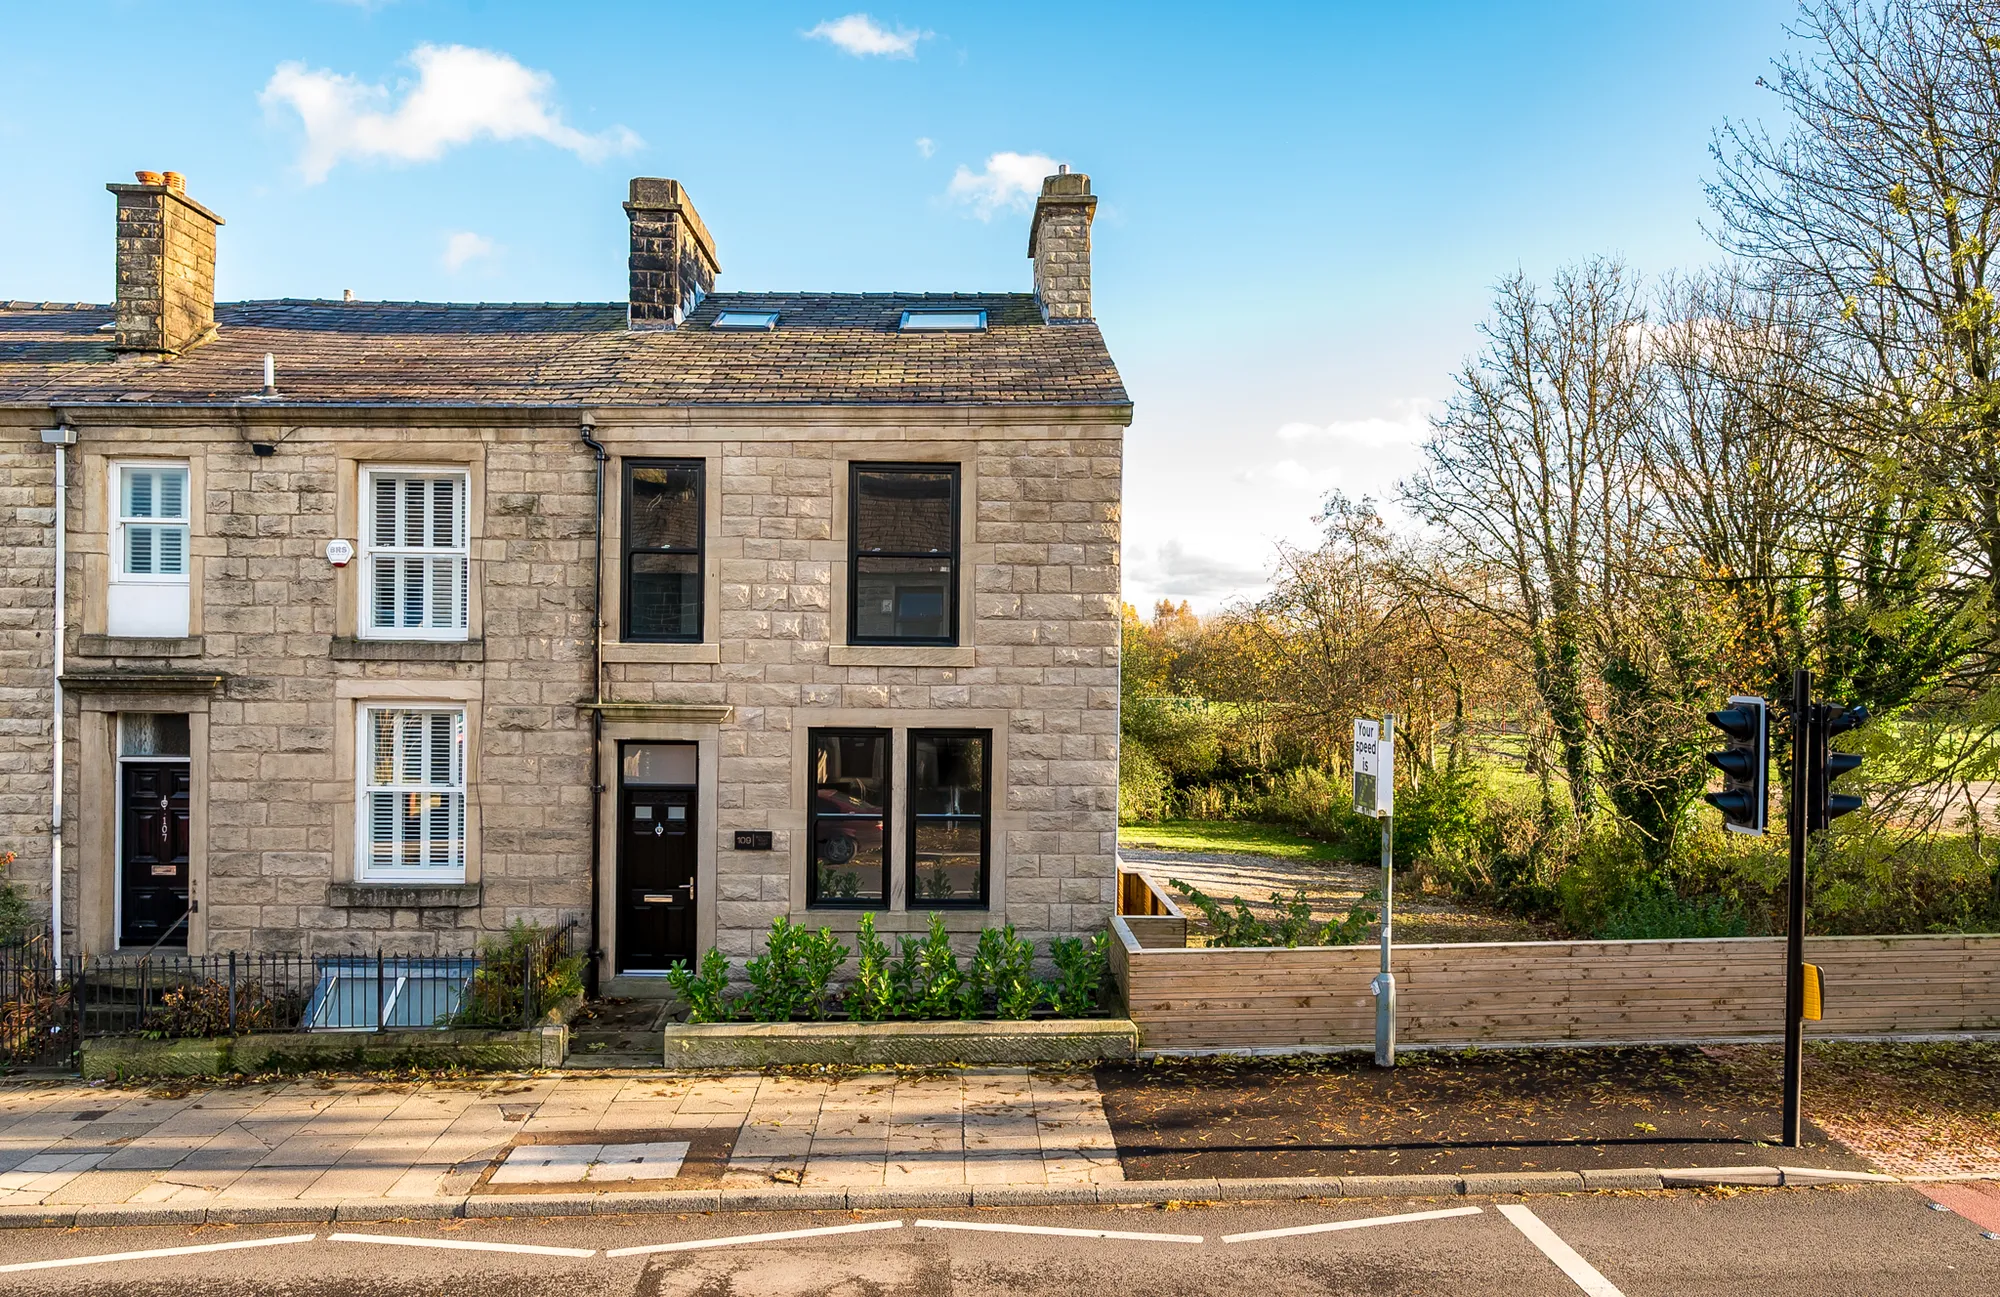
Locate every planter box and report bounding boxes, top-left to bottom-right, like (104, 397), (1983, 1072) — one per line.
(81, 1023), (568, 1080)
(661, 1017), (1139, 1068)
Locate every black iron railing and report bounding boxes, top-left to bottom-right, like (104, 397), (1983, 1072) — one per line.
(0, 917), (582, 1071)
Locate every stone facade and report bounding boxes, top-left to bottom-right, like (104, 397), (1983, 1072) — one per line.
(0, 409), (1122, 977)
(0, 170), (1128, 986)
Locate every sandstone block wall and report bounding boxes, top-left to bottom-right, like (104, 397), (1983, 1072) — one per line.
(0, 412), (1122, 966)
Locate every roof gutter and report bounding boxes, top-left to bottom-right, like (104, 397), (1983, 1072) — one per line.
(39, 415), (75, 963)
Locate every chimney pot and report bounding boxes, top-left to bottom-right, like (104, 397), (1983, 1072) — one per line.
(1028, 169), (1097, 324)
(106, 172), (224, 354)
(624, 177), (719, 331)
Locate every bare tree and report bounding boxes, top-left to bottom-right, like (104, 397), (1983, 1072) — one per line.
(1711, 0), (2000, 629)
(1404, 260), (1651, 821)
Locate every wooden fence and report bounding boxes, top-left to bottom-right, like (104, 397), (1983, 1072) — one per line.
(1110, 915), (2000, 1053)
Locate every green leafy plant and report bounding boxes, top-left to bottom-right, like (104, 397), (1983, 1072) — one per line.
(665, 948), (733, 1023)
(1046, 932), (1111, 1016)
(1167, 879), (1376, 948)
(844, 913), (900, 1021)
(0, 850), (31, 945)
(743, 916), (850, 1022)
(1597, 888), (1749, 940)
(454, 921), (587, 1027)
(895, 913), (964, 1019)
(963, 925), (1037, 1020)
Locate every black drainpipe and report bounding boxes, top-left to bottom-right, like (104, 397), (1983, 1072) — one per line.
(579, 413), (608, 998)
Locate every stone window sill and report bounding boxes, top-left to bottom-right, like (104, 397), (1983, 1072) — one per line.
(829, 644), (976, 668)
(327, 882), (481, 908)
(333, 637), (485, 663)
(76, 634), (204, 659)
(602, 642), (721, 664)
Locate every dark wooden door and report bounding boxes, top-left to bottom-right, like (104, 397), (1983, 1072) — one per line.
(121, 762), (190, 948)
(617, 785), (696, 972)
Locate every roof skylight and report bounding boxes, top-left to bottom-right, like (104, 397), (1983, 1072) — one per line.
(713, 310), (780, 331)
(899, 309), (987, 332)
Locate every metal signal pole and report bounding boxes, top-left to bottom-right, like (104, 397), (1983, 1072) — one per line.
(1783, 668), (1809, 1148)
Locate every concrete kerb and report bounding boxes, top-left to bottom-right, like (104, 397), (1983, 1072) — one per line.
(0, 1166), (1939, 1230)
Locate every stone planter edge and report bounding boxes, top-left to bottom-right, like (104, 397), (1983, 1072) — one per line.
(660, 1017), (1138, 1067)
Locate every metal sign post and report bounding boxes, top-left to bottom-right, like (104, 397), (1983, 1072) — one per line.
(1355, 716), (1395, 1067)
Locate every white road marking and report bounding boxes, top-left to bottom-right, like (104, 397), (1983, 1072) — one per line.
(916, 1218), (1204, 1244)
(328, 1232), (595, 1258)
(0, 1233), (317, 1274)
(1222, 1205), (1484, 1243)
(605, 1219), (905, 1258)
(1499, 1204), (1625, 1297)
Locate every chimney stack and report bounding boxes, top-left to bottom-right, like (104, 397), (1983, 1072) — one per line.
(106, 171), (224, 353)
(625, 178), (718, 330)
(1028, 169), (1096, 324)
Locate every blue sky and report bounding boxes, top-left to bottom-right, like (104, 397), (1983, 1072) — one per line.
(0, 1), (1799, 611)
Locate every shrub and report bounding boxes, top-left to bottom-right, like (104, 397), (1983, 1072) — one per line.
(963, 925), (1038, 1020)
(894, 914), (964, 1019)
(665, 948), (733, 1023)
(454, 921), (586, 1027)
(144, 978), (290, 1039)
(1167, 879), (1376, 948)
(0, 850), (31, 945)
(844, 914), (899, 1021)
(1118, 739), (1174, 823)
(743, 917), (849, 1022)
(1596, 888), (1748, 940)
(1047, 932), (1111, 1015)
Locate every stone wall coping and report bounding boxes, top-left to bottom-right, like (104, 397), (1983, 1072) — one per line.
(105, 182), (227, 226)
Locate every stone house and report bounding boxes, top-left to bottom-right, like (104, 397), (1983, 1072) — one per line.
(0, 169), (1129, 992)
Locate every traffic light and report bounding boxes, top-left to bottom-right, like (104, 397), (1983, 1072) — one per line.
(1818, 703), (1869, 826)
(1703, 695), (1769, 835)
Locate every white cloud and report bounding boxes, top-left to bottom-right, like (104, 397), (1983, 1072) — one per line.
(1127, 539), (1272, 604)
(1272, 396), (1439, 448)
(442, 231), (496, 271)
(261, 43), (642, 184)
(946, 151), (1060, 218)
(915, 136), (935, 159)
(805, 14), (924, 58)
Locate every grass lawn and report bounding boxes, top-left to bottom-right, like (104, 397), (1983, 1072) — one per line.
(1118, 819), (1350, 861)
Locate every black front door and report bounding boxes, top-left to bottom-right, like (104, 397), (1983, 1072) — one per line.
(618, 785), (696, 972)
(121, 762), (190, 948)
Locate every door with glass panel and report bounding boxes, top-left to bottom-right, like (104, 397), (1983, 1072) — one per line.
(617, 743), (698, 972)
(118, 713), (191, 948)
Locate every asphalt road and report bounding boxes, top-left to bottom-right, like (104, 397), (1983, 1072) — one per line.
(2, 1185), (1997, 1297)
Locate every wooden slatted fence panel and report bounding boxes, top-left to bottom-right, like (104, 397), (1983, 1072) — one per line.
(1109, 920), (2000, 1051)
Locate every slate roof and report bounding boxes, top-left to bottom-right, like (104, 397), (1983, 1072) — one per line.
(0, 293), (1129, 410)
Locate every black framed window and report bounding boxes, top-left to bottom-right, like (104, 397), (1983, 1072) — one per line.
(849, 463), (958, 645)
(623, 459), (704, 642)
(907, 730), (990, 907)
(808, 729), (890, 907)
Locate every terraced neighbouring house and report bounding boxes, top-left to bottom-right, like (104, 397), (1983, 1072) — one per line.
(0, 167), (1130, 997)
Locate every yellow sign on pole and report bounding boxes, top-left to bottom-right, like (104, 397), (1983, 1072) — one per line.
(1801, 962), (1824, 1021)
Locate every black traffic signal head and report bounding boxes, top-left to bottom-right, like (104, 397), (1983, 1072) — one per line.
(1821, 704), (1868, 825)
(1703, 695), (1769, 835)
